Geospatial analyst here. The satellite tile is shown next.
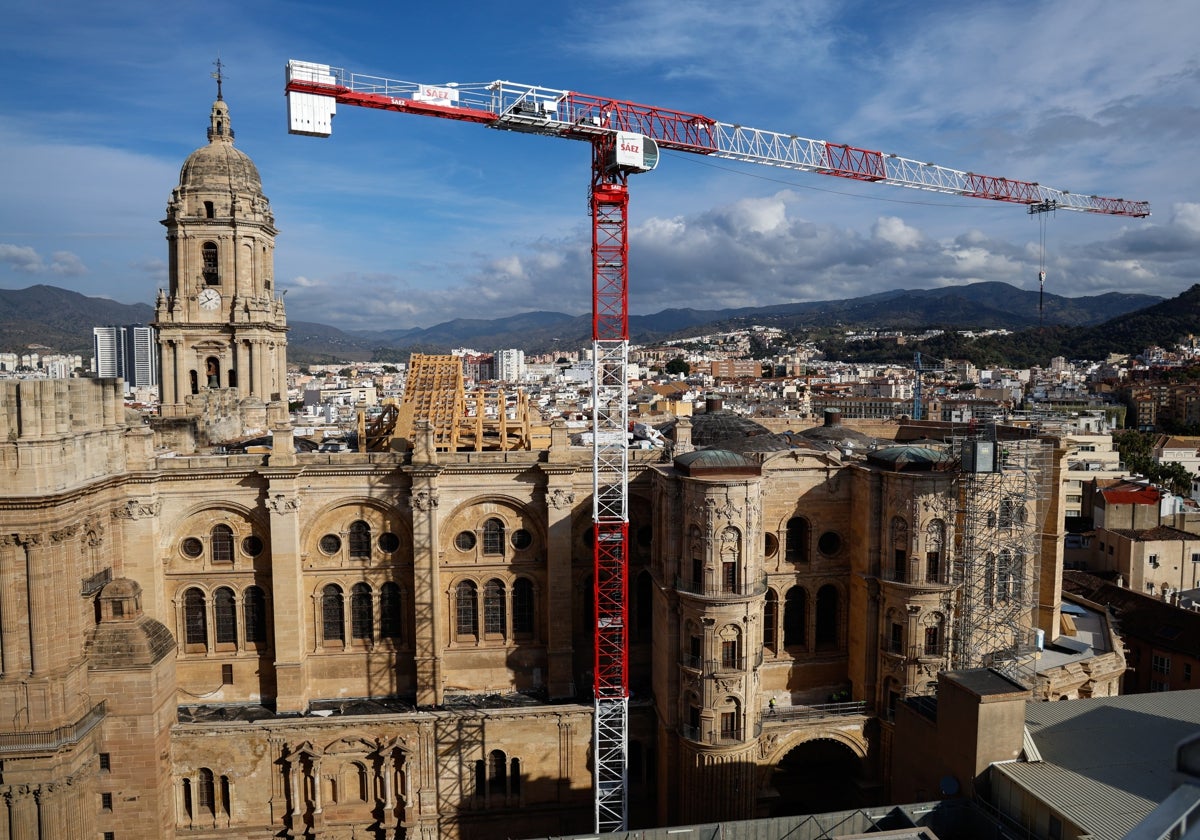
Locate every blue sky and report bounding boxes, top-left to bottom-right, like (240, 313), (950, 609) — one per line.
(1, 0), (1195, 331)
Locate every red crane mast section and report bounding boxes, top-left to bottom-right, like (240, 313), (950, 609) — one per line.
(284, 60), (1149, 835)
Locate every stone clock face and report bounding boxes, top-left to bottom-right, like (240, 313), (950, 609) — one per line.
(198, 288), (221, 310)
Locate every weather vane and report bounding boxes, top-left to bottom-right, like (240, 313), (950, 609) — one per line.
(212, 57), (225, 101)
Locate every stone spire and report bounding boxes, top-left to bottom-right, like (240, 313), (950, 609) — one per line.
(206, 57), (234, 143)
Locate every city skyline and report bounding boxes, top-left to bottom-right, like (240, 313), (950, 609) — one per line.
(1, 0), (1196, 331)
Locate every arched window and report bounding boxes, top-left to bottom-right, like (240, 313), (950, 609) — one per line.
(763, 589), (778, 653)
(322, 584), (344, 642)
(484, 579), (506, 635)
(720, 526), (740, 593)
(1012, 550), (1026, 600)
(784, 586), (807, 647)
(182, 778), (193, 820)
(201, 242), (219, 285)
(891, 516), (909, 580)
(380, 582), (402, 640)
(719, 697), (742, 740)
(785, 517), (809, 563)
(243, 586), (267, 644)
(456, 581), (478, 638)
(925, 519), (944, 583)
(720, 625), (742, 669)
(998, 550), (1013, 602)
(214, 587), (237, 645)
(211, 525), (234, 563)
(510, 757), (522, 797)
(348, 520), (371, 560)
(816, 585), (839, 648)
(688, 524), (704, 587)
(633, 571), (652, 642)
(985, 553), (996, 607)
(482, 519), (505, 556)
(488, 749), (507, 796)
(198, 768), (216, 816)
(184, 588), (207, 648)
(351, 583), (373, 640)
(512, 577), (535, 636)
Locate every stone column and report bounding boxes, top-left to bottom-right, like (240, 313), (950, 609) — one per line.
(173, 340), (187, 402)
(159, 339), (175, 406)
(234, 339), (248, 396)
(253, 339), (267, 400)
(276, 342), (288, 401)
(34, 786), (65, 840)
(0, 788), (10, 840)
(9, 787), (37, 840)
(265, 482), (308, 712)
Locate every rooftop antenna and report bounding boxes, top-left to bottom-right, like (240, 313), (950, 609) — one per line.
(212, 56), (226, 101)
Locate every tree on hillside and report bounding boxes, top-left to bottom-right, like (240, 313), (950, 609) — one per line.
(665, 357), (690, 376)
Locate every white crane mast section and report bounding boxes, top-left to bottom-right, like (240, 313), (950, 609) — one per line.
(285, 61), (1149, 217)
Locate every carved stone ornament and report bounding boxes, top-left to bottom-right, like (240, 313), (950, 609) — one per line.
(759, 733), (780, 759)
(112, 499), (162, 521)
(715, 494), (742, 521)
(83, 515), (105, 548)
(49, 524), (79, 544)
(268, 494), (301, 514)
(548, 488), (576, 510)
(412, 490), (439, 512)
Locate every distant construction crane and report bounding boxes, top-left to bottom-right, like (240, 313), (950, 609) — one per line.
(284, 60), (1149, 833)
(912, 352), (945, 421)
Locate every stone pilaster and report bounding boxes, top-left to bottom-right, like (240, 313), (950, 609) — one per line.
(410, 473), (442, 708)
(543, 469), (577, 700)
(0, 536), (30, 677)
(265, 481), (308, 712)
(20, 535), (50, 677)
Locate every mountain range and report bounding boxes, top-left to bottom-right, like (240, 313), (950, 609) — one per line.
(0, 282), (1169, 363)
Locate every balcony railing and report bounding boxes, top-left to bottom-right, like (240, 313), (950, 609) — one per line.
(678, 719), (764, 746)
(878, 636), (950, 662)
(674, 573), (768, 599)
(0, 702), (107, 754)
(764, 700), (867, 723)
(878, 557), (955, 587)
(679, 648), (766, 673)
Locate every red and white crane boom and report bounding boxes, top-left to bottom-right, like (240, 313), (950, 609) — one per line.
(284, 60), (1149, 835)
(285, 62), (1150, 217)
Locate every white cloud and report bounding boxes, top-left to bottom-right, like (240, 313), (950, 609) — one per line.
(872, 217), (922, 250)
(0, 243), (87, 275)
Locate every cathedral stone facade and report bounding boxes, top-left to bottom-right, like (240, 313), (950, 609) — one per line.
(0, 94), (1121, 840)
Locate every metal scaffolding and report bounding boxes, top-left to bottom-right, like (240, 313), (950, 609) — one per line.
(951, 433), (1053, 685)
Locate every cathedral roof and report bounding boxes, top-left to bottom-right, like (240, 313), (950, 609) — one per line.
(674, 448), (760, 477)
(866, 444), (954, 471)
(178, 97), (263, 194)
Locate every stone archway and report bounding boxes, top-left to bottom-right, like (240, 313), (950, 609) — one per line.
(760, 732), (870, 817)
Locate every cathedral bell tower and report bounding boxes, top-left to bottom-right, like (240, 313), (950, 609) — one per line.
(154, 70), (288, 420)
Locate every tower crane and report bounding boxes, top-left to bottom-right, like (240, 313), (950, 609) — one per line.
(283, 60), (1149, 833)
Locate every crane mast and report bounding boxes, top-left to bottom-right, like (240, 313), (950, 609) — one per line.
(284, 60), (1150, 834)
